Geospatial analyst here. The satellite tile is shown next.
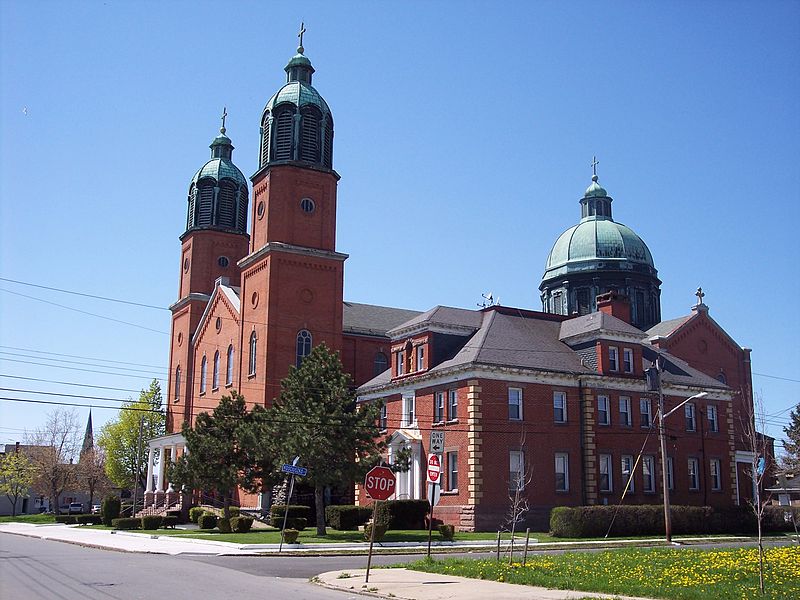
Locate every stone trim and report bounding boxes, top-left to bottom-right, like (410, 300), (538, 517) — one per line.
(466, 380), (483, 512)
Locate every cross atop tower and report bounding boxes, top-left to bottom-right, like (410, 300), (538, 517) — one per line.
(591, 156), (599, 179)
(220, 106), (227, 134)
(297, 21), (306, 53)
(695, 286), (705, 305)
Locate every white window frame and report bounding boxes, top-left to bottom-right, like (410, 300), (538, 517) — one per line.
(597, 395), (610, 426)
(447, 451), (458, 491)
(685, 403), (696, 432)
(509, 450), (525, 491)
(688, 457), (700, 490)
(708, 405), (719, 432)
(710, 458), (722, 491)
(508, 388), (523, 421)
(396, 351), (405, 376)
(640, 398), (652, 428)
(248, 331), (257, 376)
(609, 346), (619, 371)
(174, 365), (181, 401)
(599, 453), (613, 492)
(401, 393), (415, 426)
(553, 391), (567, 423)
(416, 345), (425, 371)
(434, 391), (445, 423)
(623, 348), (634, 373)
(619, 396), (632, 426)
(555, 452), (569, 492)
(200, 355), (207, 394)
(621, 454), (634, 492)
(379, 403), (388, 431)
(448, 389), (458, 420)
(212, 350), (220, 390)
(642, 455), (656, 493)
(226, 345), (234, 386)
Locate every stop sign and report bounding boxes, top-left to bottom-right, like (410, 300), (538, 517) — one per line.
(364, 465), (396, 501)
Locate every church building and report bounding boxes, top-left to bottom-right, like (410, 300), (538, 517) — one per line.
(145, 36), (758, 530)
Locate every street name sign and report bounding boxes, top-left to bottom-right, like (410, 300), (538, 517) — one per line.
(281, 464), (308, 477)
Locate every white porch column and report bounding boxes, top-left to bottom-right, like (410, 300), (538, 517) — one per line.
(166, 445), (175, 493)
(144, 447), (156, 493)
(156, 446), (166, 493)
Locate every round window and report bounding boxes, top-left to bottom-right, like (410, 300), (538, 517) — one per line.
(251, 291), (259, 308)
(300, 197), (315, 214)
(177, 332), (183, 346)
(183, 258), (190, 273)
(218, 256), (229, 268)
(257, 201), (265, 219)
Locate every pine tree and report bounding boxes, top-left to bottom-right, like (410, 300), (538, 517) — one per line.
(271, 343), (384, 535)
(781, 402), (800, 476)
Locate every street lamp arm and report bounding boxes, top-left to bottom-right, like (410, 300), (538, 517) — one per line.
(663, 391), (708, 420)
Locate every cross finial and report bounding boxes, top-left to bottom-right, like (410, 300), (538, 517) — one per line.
(220, 106), (227, 134)
(297, 21), (306, 53)
(695, 287), (705, 305)
(591, 156), (599, 180)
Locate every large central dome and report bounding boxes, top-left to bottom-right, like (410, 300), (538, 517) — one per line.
(539, 172), (661, 330)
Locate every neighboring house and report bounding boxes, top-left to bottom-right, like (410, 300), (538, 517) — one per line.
(767, 473), (800, 507)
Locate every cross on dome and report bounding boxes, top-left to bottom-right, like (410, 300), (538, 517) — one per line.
(591, 156), (599, 180)
(297, 21), (306, 53)
(220, 106), (227, 134)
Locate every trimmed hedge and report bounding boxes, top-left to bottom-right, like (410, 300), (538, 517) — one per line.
(282, 528), (300, 544)
(112, 517), (140, 530)
(270, 504), (311, 530)
(230, 516), (254, 533)
(438, 523), (455, 541)
(162, 515), (179, 529)
(228, 507), (240, 517)
(189, 507), (205, 523)
(549, 504), (800, 538)
(55, 515), (77, 524)
(364, 523), (388, 541)
(76, 515), (103, 525)
(141, 515), (163, 530)
(325, 505), (372, 530)
(375, 499), (429, 530)
(101, 496), (121, 526)
(217, 517), (232, 533)
(198, 513), (218, 530)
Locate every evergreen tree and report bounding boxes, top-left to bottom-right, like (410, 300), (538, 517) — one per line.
(271, 343), (384, 535)
(781, 402), (800, 476)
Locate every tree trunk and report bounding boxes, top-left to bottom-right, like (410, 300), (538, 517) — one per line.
(223, 493), (230, 520)
(315, 485), (326, 536)
(10, 496), (17, 517)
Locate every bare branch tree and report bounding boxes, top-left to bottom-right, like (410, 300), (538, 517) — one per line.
(78, 446), (111, 509)
(26, 409), (81, 514)
(505, 431), (533, 564)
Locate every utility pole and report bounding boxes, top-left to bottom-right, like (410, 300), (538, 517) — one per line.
(132, 416), (144, 517)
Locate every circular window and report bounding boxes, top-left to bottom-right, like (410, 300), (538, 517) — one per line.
(299, 288), (314, 304)
(183, 258), (190, 273)
(218, 256), (229, 268)
(257, 201), (265, 219)
(177, 332), (183, 346)
(300, 197), (315, 214)
(215, 317), (222, 332)
(251, 291), (259, 308)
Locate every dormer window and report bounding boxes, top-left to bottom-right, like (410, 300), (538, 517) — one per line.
(416, 345), (425, 371)
(609, 346), (619, 371)
(395, 350), (405, 376)
(623, 348), (634, 373)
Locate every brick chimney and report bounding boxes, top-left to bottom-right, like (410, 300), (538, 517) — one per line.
(596, 291), (632, 324)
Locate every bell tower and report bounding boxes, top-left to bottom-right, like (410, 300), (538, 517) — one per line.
(167, 116), (250, 431)
(239, 31), (346, 406)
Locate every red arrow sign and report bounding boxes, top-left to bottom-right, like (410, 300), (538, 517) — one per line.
(427, 454), (441, 484)
(364, 465), (396, 501)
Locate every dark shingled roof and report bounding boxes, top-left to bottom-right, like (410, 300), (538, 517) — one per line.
(560, 311), (646, 340)
(387, 305), (484, 336)
(646, 315), (693, 339)
(343, 302), (422, 337)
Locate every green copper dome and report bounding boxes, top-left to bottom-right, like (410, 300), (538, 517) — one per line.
(191, 158), (247, 187)
(264, 80), (331, 115)
(584, 175), (607, 197)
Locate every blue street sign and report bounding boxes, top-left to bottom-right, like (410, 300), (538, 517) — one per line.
(281, 464), (308, 477)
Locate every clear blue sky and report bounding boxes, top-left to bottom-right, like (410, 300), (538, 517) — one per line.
(1, 1), (798, 451)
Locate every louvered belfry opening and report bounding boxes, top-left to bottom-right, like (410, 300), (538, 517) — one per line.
(187, 185), (197, 229)
(196, 181), (215, 227)
(236, 187), (248, 231)
(322, 116), (333, 168)
(274, 109), (294, 161)
(260, 113), (272, 168)
(217, 181), (237, 228)
(300, 107), (321, 162)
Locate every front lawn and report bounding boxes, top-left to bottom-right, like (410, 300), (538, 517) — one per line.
(407, 546), (800, 599)
(0, 514), (56, 524)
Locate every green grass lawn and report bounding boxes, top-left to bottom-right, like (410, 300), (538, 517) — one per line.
(406, 546), (800, 599)
(0, 514), (56, 524)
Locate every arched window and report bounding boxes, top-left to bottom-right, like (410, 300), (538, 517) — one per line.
(200, 355), (207, 393)
(226, 345), (234, 386)
(260, 113), (272, 167)
(197, 182), (214, 227)
(248, 331), (257, 376)
(296, 329), (312, 367)
(717, 370), (727, 384)
(373, 352), (388, 377)
(217, 181), (236, 228)
(174, 366), (181, 401)
(321, 116), (333, 168)
(274, 109), (294, 161)
(212, 351), (220, 389)
(300, 108), (321, 162)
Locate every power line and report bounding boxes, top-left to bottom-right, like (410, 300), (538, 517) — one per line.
(0, 358), (165, 382)
(0, 374), (148, 394)
(0, 351), (168, 376)
(0, 277), (169, 311)
(0, 345), (166, 370)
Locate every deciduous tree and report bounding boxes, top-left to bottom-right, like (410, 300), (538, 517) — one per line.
(0, 451), (36, 516)
(781, 402), (800, 476)
(26, 408), (80, 514)
(78, 447), (111, 508)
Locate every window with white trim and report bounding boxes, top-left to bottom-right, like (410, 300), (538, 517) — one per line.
(642, 455), (656, 492)
(416, 345), (425, 371)
(621, 455), (634, 492)
(685, 403), (696, 431)
(448, 389), (458, 420)
(619, 396), (632, 426)
(200, 355), (207, 393)
(688, 457), (700, 490)
(396, 350), (405, 376)
(599, 453), (613, 492)
(401, 394), (415, 426)
(553, 391), (567, 423)
(447, 451), (458, 491)
(296, 329), (312, 367)
(609, 346), (619, 371)
(379, 402), (388, 431)
(248, 331), (257, 376)
(555, 452), (569, 492)
(434, 391), (445, 423)
(597, 395), (610, 426)
(508, 388), (523, 421)
(226, 345), (234, 386)
(707, 405), (719, 432)
(509, 450), (525, 491)
(623, 348), (634, 373)
(174, 366), (181, 401)
(710, 458), (722, 490)
(640, 398), (652, 428)
(212, 350), (220, 389)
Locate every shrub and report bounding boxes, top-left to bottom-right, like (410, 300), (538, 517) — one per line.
(55, 515), (77, 524)
(101, 496), (121, 527)
(230, 516), (254, 533)
(438, 524), (455, 541)
(326, 505), (372, 530)
(374, 499), (429, 530)
(141, 515), (163, 530)
(189, 507), (205, 523)
(198, 513), (218, 530)
(282, 528), (300, 544)
(270, 504), (311, 529)
(364, 523), (388, 541)
(112, 517), (140, 530)
(162, 516), (179, 529)
(75, 515), (102, 526)
(217, 517), (232, 533)
(228, 507), (240, 517)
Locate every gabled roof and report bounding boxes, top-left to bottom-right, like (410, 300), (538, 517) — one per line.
(387, 305), (483, 338)
(560, 311), (646, 341)
(645, 315), (692, 339)
(641, 346), (729, 389)
(342, 302), (422, 337)
(191, 283), (241, 345)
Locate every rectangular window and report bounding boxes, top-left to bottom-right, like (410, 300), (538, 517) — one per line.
(379, 403), (387, 431)
(688, 457), (700, 490)
(609, 346), (619, 371)
(396, 351), (405, 376)
(402, 394), (415, 426)
(623, 348), (634, 373)
(553, 391), (567, 423)
(509, 450), (525, 491)
(619, 396), (632, 426)
(447, 451), (458, 491)
(685, 403), (696, 431)
(434, 391), (445, 422)
(416, 345), (425, 371)
(597, 395), (610, 425)
(555, 452), (569, 492)
(708, 405), (719, 432)
(508, 388), (523, 421)
(599, 453), (613, 492)
(642, 455), (656, 492)
(448, 389), (458, 420)
(710, 459), (722, 490)
(640, 398), (652, 428)
(667, 456), (674, 490)
(621, 455), (634, 492)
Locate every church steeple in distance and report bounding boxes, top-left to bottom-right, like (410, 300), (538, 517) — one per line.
(80, 410), (94, 459)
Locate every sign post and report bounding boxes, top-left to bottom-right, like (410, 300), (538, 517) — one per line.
(426, 454), (442, 559)
(279, 457), (306, 553)
(363, 465), (396, 583)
